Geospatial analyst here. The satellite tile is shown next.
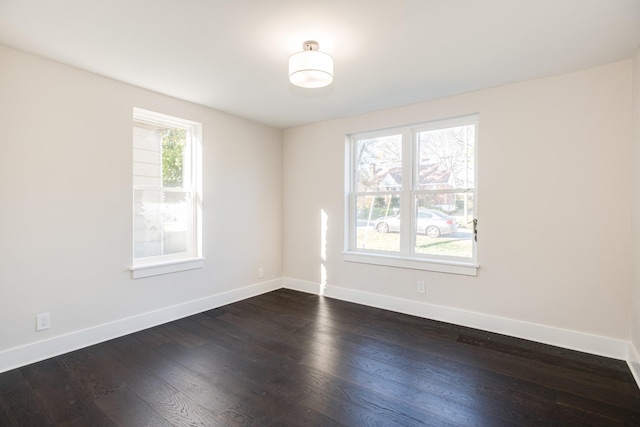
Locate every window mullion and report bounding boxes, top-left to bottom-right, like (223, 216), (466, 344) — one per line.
(400, 129), (413, 256)
(348, 138), (357, 251)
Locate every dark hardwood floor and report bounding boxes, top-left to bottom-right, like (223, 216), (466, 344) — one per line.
(1, 289), (639, 426)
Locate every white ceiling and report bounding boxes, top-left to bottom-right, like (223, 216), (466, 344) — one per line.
(1, 0), (639, 129)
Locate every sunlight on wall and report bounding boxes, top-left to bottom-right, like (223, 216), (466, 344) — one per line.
(320, 209), (328, 295)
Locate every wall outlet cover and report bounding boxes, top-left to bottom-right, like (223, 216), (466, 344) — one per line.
(36, 312), (51, 331)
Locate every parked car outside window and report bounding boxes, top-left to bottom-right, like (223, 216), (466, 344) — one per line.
(373, 209), (458, 237)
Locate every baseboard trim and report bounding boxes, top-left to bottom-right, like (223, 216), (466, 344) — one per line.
(629, 342), (640, 388)
(0, 278), (283, 374)
(3, 276), (636, 389)
(283, 277), (327, 295)
(284, 277), (629, 361)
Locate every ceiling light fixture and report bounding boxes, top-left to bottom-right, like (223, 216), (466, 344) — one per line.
(289, 40), (334, 88)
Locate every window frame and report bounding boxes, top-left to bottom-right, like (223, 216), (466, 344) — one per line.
(131, 108), (203, 279)
(344, 114), (478, 276)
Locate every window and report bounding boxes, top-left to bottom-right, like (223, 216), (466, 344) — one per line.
(345, 115), (477, 275)
(131, 108), (203, 278)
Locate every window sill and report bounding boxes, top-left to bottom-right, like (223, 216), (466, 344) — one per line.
(130, 257), (205, 279)
(342, 252), (478, 276)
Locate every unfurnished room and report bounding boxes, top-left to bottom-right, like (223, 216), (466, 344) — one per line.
(1, 1), (640, 425)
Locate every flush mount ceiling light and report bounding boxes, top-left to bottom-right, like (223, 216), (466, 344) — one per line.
(289, 40), (334, 88)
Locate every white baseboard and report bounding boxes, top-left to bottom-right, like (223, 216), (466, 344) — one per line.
(629, 342), (640, 388)
(284, 277), (629, 361)
(283, 277), (327, 295)
(4, 276), (637, 391)
(0, 278), (283, 374)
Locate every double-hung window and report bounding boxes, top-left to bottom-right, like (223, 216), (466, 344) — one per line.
(345, 115), (478, 275)
(131, 108), (203, 278)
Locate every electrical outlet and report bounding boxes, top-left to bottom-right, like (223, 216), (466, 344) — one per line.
(36, 312), (51, 331)
(417, 281), (426, 294)
(258, 267), (264, 278)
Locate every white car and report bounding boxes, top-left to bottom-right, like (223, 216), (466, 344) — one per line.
(373, 209), (458, 237)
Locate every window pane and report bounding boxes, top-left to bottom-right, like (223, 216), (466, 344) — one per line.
(416, 125), (475, 190)
(134, 189), (191, 258)
(133, 126), (162, 188)
(162, 128), (186, 188)
(414, 193), (474, 258)
(356, 134), (402, 192)
(355, 194), (401, 252)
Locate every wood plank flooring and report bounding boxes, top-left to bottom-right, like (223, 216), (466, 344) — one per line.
(1, 289), (639, 426)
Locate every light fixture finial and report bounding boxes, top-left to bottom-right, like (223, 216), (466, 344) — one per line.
(303, 40), (319, 51)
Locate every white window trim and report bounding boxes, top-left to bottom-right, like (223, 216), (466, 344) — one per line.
(130, 257), (205, 279)
(131, 108), (203, 279)
(342, 252), (478, 276)
(344, 114), (478, 276)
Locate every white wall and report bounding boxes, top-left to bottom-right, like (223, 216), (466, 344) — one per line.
(1, 41), (636, 372)
(0, 45), (283, 361)
(631, 48), (640, 376)
(284, 61), (633, 349)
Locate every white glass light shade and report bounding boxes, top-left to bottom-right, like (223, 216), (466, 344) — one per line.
(289, 49), (334, 88)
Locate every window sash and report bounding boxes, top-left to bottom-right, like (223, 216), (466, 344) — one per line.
(347, 115), (477, 266)
(132, 108), (202, 269)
